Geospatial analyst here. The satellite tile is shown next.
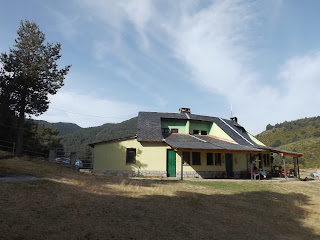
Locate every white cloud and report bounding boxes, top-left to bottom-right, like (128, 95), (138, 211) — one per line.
(34, 91), (142, 127)
(73, 0), (320, 134)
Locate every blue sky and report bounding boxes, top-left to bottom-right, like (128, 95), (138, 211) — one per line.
(1, 0), (320, 134)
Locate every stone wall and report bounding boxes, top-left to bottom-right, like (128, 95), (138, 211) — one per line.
(177, 171), (227, 179)
(233, 171), (249, 179)
(93, 169), (167, 177)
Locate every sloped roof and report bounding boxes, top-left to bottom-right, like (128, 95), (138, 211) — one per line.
(89, 111), (303, 157)
(164, 134), (262, 153)
(136, 111), (303, 157)
(137, 111), (256, 145)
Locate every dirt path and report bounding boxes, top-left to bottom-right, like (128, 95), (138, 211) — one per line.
(0, 174), (38, 182)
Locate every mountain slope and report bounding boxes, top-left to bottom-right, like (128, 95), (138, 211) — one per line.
(256, 116), (320, 168)
(36, 120), (82, 136)
(60, 117), (138, 158)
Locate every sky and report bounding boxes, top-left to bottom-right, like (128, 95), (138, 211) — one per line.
(1, 0), (320, 135)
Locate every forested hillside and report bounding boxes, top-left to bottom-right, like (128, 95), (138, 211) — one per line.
(256, 116), (320, 168)
(60, 117), (138, 158)
(37, 120), (82, 136)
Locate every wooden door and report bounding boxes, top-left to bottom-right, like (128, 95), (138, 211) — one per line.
(167, 149), (176, 177)
(225, 153), (233, 178)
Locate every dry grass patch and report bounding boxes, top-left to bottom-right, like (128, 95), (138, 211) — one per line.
(1, 157), (320, 240)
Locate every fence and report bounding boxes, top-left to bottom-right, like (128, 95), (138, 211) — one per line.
(49, 149), (93, 169)
(0, 140), (15, 156)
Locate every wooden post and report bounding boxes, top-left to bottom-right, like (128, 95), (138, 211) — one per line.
(283, 156), (287, 180)
(12, 142), (15, 156)
(181, 152), (184, 180)
(49, 150), (56, 162)
(297, 158), (300, 179)
(70, 152), (77, 166)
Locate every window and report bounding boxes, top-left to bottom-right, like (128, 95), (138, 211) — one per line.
(215, 153), (222, 166)
(192, 152), (201, 165)
(182, 152), (190, 165)
(162, 128), (169, 133)
(171, 128), (179, 134)
(126, 148), (136, 164)
(201, 130), (207, 135)
(263, 154), (267, 166)
(193, 130), (199, 134)
(207, 153), (213, 165)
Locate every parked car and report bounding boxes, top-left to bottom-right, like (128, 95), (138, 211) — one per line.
(55, 157), (70, 165)
(62, 158), (70, 165)
(75, 159), (83, 168)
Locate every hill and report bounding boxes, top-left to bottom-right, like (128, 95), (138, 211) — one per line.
(60, 117), (138, 158)
(256, 116), (320, 168)
(36, 120), (82, 136)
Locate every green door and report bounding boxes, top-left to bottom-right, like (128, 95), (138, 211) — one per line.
(167, 149), (176, 177)
(225, 153), (233, 178)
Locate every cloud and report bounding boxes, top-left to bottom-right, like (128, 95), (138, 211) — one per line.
(34, 91), (142, 127)
(72, 0), (320, 134)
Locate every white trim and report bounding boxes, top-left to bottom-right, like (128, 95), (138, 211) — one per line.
(189, 135), (207, 142)
(218, 118), (254, 146)
(185, 113), (190, 119)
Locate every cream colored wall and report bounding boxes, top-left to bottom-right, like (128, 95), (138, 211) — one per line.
(233, 153), (248, 171)
(93, 139), (169, 171)
(176, 151), (226, 172)
(209, 123), (235, 142)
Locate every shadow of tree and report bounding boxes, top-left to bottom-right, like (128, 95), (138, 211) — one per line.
(1, 178), (319, 240)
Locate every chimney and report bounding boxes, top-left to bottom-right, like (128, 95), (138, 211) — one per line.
(230, 116), (238, 123)
(179, 107), (191, 114)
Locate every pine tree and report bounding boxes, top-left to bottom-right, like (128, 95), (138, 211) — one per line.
(0, 20), (71, 155)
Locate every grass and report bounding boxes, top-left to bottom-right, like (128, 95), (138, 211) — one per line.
(1, 157), (320, 239)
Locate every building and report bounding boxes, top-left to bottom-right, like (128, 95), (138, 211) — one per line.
(89, 108), (303, 178)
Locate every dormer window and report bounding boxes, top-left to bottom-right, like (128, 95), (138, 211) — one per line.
(162, 128), (169, 133)
(193, 130), (199, 134)
(171, 128), (179, 134)
(201, 130), (207, 135)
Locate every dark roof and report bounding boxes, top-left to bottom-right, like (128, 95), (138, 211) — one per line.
(89, 111), (303, 157)
(257, 146), (303, 158)
(88, 136), (136, 147)
(164, 134), (262, 153)
(137, 111), (256, 145)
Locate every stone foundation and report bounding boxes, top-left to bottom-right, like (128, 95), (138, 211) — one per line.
(233, 171), (249, 179)
(177, 171), (227, 179)
(93, 169), (167, 178)
(93, 170), (247, 179)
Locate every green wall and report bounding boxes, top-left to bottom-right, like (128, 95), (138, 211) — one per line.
(161, 120), (188, 134)
(189, 121), (211, 134)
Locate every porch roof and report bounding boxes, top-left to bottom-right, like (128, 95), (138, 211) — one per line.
(257, 146), (303, 158)
(163, 134), (263, 153)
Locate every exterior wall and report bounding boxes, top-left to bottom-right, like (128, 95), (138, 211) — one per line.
(246, 132), (266, 146)
(93, 138), (266, 179)
(161, 120), (188, 134)
(189, 121), (211, 134)
(93, 139), (169, 176)
(209, 123), (235, 142)
(233, 153), (248, 171)
(175, 150), (227, 178)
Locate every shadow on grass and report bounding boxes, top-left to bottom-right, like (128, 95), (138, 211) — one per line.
(1, 178), (319, 240)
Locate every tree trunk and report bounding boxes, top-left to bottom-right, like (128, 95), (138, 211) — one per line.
(15, 105), (25, 157)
